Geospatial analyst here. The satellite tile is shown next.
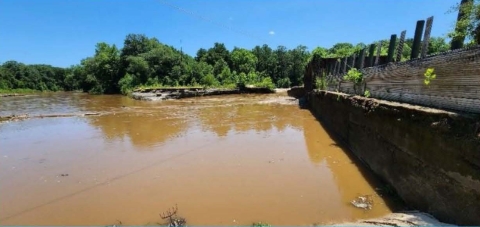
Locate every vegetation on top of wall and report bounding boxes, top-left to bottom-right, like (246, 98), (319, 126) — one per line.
(424, 68), (437, 86)
(310, 37), (451, 62)
(314, 72), (330, 90)
(343, 68), (364, 85)
(364, 89), (371, 98)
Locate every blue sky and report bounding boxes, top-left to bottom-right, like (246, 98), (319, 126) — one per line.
(0, 0), (458, 67)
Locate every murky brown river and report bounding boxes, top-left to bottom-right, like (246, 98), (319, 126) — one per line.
(0, 92), (401, 226)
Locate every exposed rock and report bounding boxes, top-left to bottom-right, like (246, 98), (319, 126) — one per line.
(131, 87), (275, 101)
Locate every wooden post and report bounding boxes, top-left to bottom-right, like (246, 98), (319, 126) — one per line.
(342, 57), (347, 74)
(387, 34), (397, 63)
(368, 44), (375, 67)
(347, 56), (354, 71)
(333, 60), (339, 75)
(451, 0), (473, 50)
(359, 48), (366, 69)
(375, 41), (382, 66)
(411, 20), (425, 59)
(352, 53), (357, 69)
(421, 16), (434, 58)
(337, 58), (342, 75)
(396, 30), (407, 62)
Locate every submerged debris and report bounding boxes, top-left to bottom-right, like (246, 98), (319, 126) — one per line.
(252, 222), (271, 227)
(160, 204), (186, 227)
(351, 195), (374, 210)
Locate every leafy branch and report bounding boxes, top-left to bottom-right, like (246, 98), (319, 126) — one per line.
(424, 68), (436, 86)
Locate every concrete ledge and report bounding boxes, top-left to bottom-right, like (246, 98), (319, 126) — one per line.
(287, 86), (306, 98)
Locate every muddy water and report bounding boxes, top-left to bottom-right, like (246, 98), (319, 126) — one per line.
(0, 93), (401, 226)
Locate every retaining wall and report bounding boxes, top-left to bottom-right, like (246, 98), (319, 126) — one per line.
(307, 90), (480, 225)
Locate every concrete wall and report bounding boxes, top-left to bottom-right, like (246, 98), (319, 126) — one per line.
(307, 90), (480, 225)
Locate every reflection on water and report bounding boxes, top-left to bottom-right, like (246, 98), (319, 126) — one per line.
(0, 93), (400, 226)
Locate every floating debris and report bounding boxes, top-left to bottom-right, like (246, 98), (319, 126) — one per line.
(351, 195), (374, 210)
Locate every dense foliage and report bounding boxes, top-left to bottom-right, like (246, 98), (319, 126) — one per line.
(0, 61), (67, 91)
(0, 34), (453, 94)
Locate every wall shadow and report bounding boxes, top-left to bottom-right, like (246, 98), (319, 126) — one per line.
(302, 100), (407, 212)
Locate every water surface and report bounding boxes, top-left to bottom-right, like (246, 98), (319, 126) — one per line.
(0, 93), (399, 225)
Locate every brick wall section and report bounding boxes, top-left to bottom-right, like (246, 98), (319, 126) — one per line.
(330, 46), (480, 114)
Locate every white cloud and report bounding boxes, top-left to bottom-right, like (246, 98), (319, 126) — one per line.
(269, 31), (275, 35)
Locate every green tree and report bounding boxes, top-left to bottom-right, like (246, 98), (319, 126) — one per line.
(328, 43), (356, 57)
(252, 44), (276, 79)
(204, 42), (231, 67)
(288, 45), (310, 86)
(81, 42), (120, 93)
(274, 45), (290, 85)
(231, 48), (258, 74)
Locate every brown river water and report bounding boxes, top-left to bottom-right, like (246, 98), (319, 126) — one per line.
(0, 92), (401, 226)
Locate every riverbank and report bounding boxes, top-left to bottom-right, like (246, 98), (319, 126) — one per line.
(130, 86), (280, 101)
(0, 89), (39, 97)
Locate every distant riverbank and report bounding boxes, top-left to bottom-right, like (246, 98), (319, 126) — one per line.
(0, 89), (38, 97)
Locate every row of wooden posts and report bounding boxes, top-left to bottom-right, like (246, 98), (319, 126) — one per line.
(324, 16), (435, 76)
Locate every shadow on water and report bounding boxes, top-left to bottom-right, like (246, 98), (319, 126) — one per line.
(298, 95), (406, 212)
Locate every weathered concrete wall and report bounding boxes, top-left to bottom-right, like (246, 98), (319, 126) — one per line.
(307, 90), (480, 225)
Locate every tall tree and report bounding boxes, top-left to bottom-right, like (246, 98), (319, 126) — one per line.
(82, 42), (120, 93)
(204, 43), (231, 67)
(230, 48), (258, 74)
(289, 45), (310, 86)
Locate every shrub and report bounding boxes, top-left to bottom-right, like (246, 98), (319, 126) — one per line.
(424, 68), (436, 86)
(118, 73), (135, 95)
(343, 68), (363, 84)
(277, 77), (291, 88)
(254, 76), (275, 90)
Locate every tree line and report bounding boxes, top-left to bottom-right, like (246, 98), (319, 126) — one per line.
(0, 34), (455, 95)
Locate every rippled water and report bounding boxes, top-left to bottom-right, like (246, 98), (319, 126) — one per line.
(0, 92), (400, 225)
